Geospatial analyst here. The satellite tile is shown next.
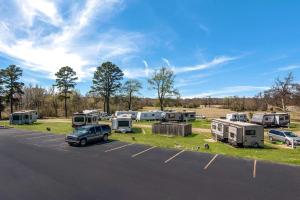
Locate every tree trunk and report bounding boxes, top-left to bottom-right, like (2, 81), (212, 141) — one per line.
(129, 92), (132, 110)
(0, 111), (2, 120)
(159, 98), (164, 111)
(281, 97), (286, 111)
(106, 96), (110, 114)
(10, 95), (13, 114)
(64, 94), (67, 118)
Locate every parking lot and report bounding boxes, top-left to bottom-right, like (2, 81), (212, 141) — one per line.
(0, 128), (300, 200)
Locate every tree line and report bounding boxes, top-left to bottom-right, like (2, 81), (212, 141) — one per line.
(0, 62), (178, 119)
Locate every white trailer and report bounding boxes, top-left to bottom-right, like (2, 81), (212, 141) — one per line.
(211, 119), (230, 141)
(136, 111), (164, 121)
(111, 114), (132, 133)
(226, 113), (248, 122)
(162, 111), (196, 122)
(10, 110), (38, 125)
(115, 111), (138, 120)
(251, 113), (290, 127)
(72, 112), (99, 128)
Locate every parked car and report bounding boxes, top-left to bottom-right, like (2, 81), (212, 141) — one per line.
(65, 124), (111, 146)
(268, 130), (300, 146)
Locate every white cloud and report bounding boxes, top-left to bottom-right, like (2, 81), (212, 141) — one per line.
(198, 23), (210, 34)
(0, 0), (146, 81)
(162, 58), (171, 67)
(278, 65), (300, 71)
(175, 56), (239, 73)
(183, 85), (269, 98)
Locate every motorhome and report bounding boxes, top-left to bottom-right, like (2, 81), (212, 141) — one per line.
(226, 113), (248, 122)
(136, 111), (164, 121)
(72, 111), (99, 128)
(111, 114), (132, 133)
(10, 110), (38, 125)
(211, 120), (264, 148)
(211, 119), (230, 141)
(251, 113), (290, 127)
(115, 111), (138, 120)
(162, 111), (196, 122)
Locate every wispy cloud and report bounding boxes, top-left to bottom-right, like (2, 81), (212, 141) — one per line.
(278, 65), (300, 71)
(183, 85), (269, 98)
(0, 0), (144, 81)
(198, 23), (210, 35)
(174, 55), (239, 73)
(162, 58), (171, 67)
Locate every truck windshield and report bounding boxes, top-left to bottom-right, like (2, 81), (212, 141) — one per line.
(73, 128), (88, 135)
(284, 132), (297, 137)
(74, 116), (85, 123)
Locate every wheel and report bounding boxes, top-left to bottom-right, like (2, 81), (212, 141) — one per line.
(285, 140), (290, 146)
(80, 138), (87, 147)
(269, 137), (273, 142)
(102, 134), (108, 142)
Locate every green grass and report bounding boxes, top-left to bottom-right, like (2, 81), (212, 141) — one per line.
(1, 120), (300, 165)
(289, 122), (300, 132)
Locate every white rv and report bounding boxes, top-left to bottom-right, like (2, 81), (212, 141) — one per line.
(10, 110), (38, 125)
(251, 113), (290, 127)
(115, 111), (138, 120)
(211, 120), (264, 148)
(111, 114), (132, 133)
(211, 119), (230, 141)
(226, 113), (248, 122)
(72, 111), (99, 128)
(162, 111), (196, 122)
(136, 111), (164, 121)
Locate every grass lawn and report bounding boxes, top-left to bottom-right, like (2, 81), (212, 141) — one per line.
(1, 120), (300, 165)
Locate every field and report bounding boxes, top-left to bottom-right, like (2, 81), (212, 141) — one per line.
(1, 119), (300, 165)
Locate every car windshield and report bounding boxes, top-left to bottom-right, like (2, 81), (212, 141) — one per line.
(73, 128), (88, 135)
(284, 132), (297, 137)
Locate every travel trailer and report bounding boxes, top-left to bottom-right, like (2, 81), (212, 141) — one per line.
(211, 120), (264, 148)
(226, 113), (248, 122)
(136, 111), (164, 121)
(10, 110), (38, 125)
(162, 111), (196, 122)
(251, 113), (290, 127)
(72, 111), (99, 128)
(111, 114), (132, 133)
(115, 111), (138, 120)
(211, 119), (230, 141)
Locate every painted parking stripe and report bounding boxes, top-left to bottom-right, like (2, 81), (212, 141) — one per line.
(25, 134), (56, 140)
(203, 154), (219, 170)
(164, 149), (185, 163)
(253, 160), (257, 178)
(131, 146), (156, 158)
(105, 143), (134, 152)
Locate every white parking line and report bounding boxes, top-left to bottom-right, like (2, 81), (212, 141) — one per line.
(105, 143), (134, 152)
(25, 134), (56, 140)
(253, 160), (257, 178)
(203, 154), (218, 170)
(132, 146), (156, 158)
(164, 149), (185, 163)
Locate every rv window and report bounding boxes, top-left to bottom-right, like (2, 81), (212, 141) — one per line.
(152, 114), (155, 117)
(279, 117), (284, 120)
(87, 118), (92, 123)
(93, 117), (97, 122)
(25, 115), (29, 119)
(118, 121), (129, 127)
(230, 132), (235, 138)
(265, 117), (268, 121)
(212, 124), (216, 130)
(74, 116), (85, 122)
(285, 116), (289, 120)
(12, 115), (20, 120)
(217, 124), (222, 131)
(169, 113), (175, 118)
(245, 130), (256, 136)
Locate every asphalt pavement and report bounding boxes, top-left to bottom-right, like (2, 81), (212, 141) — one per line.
(0, 128), (299, 200)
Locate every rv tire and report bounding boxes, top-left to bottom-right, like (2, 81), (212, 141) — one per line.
(80, 138), (87, 147)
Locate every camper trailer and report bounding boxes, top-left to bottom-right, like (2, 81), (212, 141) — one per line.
(226, 113), (248, 122)
(115, 111), (138, 120)
(227, 121), (264, 147)
(10, 110), (38, 125)
(162, 111), (196, 122)
(211, 120), (264, 148)
(72, 111), (99, 128)
(251, 113), (290, 127)
(136, 111), (164, 121)
(111, 114), (132, 133)
(211, 119), (230, 141)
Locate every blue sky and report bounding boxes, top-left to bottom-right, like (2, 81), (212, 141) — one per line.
(0, 0), (300, 98)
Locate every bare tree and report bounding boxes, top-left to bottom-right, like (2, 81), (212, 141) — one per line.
(122, 79), (142, 110)
(148, 67), (179, 111)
